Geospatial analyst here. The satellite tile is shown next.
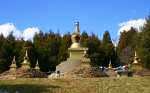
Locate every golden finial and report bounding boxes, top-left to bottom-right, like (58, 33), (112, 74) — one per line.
(135, 51), (137, 57)
(75, 21), (79, 26)
(23, 50), (29, 63)
(74, 21), (80, 35)
(70, 21), (84, 48)
(133, 51), (139, 63)
(25, 50), (28, 57)
(71, 21), (81, 44)
(36, 60), (39, 66)
(12, 56), (16, 64)
(109, 60), (112, 68)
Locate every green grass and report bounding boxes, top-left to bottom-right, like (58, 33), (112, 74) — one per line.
(0, 77), (150, 93)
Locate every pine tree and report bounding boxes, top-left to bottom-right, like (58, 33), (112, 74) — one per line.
(0, 34), (7, 73)
(6, 31), (16, 66)
(117, 27), (137, 64)
(81, 30), (88, 46)
(84, 32), (101, 65)
(47, 30), (61, 70)
(117, 27), (137, 53)
(14, 38), (25, 68)
(137, 14), (150, 69)
(54, 31), (62, 64)
(33, 31), (45, 71)
(0, 31), (17, 73)
(101, 31), (116, 67)
(33, 30), (61, 71)
(58, 32), (72, 63)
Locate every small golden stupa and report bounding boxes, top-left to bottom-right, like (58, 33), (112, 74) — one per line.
(108, 60), (112, 69)
(35, 60), (40, 70)
(107, 60), (113, 72)
(81, 48), (91, 66)
(131, 51), (142, 69)
(21, 50), (30, 68)
(10, 56), (17, 70)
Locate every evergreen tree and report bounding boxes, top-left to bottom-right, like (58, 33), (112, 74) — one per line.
(137, 14), (150, 69)
(54, 31), (62, 64)
(101, 31), (116, 67)
(14, 38), (25, 68)
(117, 27), (137, 53)
(58, 32), (72, 63)
(6, 31), (16, 67)
(0, 32), (17, 73)
(33, 30), (61, 71)
(84, 32), (101, 65)
(46, 30), (61, 70)
(33, 31), (45, 71)
(0, 34), (8, 73)
(81, 30), (88, 46)
(117, 27), (137, 64)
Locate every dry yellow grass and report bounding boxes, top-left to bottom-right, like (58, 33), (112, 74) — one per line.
(0, 77), (150, 93)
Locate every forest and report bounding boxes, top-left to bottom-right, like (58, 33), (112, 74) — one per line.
(0, 14), (150, 73)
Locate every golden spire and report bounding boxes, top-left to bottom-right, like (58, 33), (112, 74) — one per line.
(74, 21), (80, 36)
(25, 50), (28, 57)
(10, 56), (17, 70)
(133, 51), (139, 63)
(135, 51), (137, 57)
(12, 56), (16, 64)
(23, 50), (29, 63)
(36, 60), (39, 66)
(35, 60), (39, 70)
(71, 21), (81, 44)
(70, 21), (84, 48)
(108, 60), (112, 68)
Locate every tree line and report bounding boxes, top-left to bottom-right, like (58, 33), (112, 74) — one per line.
(0, 29), (118, 73)
(0, 14), (150, 73)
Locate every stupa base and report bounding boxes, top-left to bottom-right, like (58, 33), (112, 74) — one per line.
(131, 63), (142, 69)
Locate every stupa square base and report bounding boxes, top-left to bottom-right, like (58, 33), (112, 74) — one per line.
(131, 63), (142, 69)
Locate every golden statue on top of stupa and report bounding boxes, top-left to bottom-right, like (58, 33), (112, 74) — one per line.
(70, 21), (84, 48)
(23, 50), (29, 63)
(133, 51), (139, 63)
(108, 60), (112, 68)
(71, 21), (81, 43)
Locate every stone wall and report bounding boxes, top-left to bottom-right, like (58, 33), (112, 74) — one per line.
(56, 60), (81, 74)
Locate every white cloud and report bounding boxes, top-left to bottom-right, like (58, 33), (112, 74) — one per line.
(23, 27), (39, 40)
(118, 19), (146, 35)
(0, 23), (39, 40)
(0, 23), (22, 38)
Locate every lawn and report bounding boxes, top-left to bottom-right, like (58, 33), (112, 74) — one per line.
(0, 77), (150, 93)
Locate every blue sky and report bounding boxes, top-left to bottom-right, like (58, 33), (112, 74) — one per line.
(0, 0), (149, 41)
